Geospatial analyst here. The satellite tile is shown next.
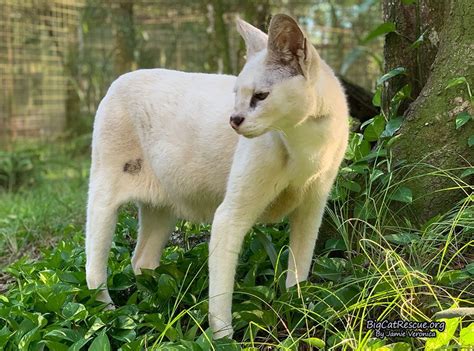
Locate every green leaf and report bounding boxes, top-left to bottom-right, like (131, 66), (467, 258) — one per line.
(377, 67), (406, 86)
(370, 169), (384, 182)
(18, 315), (45, 351)
(85, 318), (105, 339)
(111, 329), (136, 343)
(401, 0), (416, 4)
(436, 270), (471, 285)
(0, 326), (12, 349)
(237, 285), (275, 302)
(460, 167), (474, 178)
(110, 272), (134, 290)
(362, 22), (396, 44)
(358, 148), (387, 162)
(445, 76), (467, 90)
(385, 232), (420, 245)
(312, 257), (347, 281)
(340, 179), (361, 193)
(345, 133), (371, 161)
(44, 329), (82, 343)
(157, 274), (178, 300)
(196, 329), (213, 350)
(114, 315), (136, 330)
(88, 331), (111, 351)
(302, 338), (325, 348)
(254, 230), (278, 270)
(364, 115), (386, 141)
(379, 342), (411, 351)
(465, 262), (474, 275)
(215, 337), (240, 351)
(390, 84), (412, 114)
(351, 164), (370, 174)
(360, 117), (375, 130)
(387, 134), (401, 148)
(234, 309), (265, 325)
(425, 317), (460, 351)
(43, 341), (69, 351)
(460, 322), (474, 346)
(468, 135), (474, 147)
(363, 148), (388, 161)
(366, 338), (385, 350)
(324, 238), (347, 251)
(381, 117), (403, 137)
(455, 111), (472, 129)
(372, 87), (381, 107)
(389, 186), (412, 203)
(243, 264), (257, 286)
(62, 302), (88, 321)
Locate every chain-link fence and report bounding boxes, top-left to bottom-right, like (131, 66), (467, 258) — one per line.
(0, 0), (82, 144)
(0, 0), (382, 147)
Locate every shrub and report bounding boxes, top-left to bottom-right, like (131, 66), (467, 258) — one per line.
(0, 149), (43, 192)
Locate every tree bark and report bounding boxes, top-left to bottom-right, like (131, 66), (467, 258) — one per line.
(384, 0), (473, 222)
(383, 0), (446, 113)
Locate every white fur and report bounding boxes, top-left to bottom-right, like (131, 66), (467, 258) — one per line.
(85, 14), (349, 339)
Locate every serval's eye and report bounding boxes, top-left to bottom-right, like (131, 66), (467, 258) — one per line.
(253, 92), (269, 101)
(250, 92), (269, 108)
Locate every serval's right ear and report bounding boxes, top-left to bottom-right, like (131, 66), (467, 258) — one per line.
(236, 17), (268, 60)
(267, 14), (319, 79)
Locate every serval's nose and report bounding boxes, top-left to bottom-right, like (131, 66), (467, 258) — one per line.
(230, 115), (245, 129)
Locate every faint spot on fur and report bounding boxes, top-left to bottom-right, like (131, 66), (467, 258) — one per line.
(123, 158), (142, 175)
(281, 144), (290, 166)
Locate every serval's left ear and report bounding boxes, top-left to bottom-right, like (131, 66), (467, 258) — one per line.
(236, 17), (268, 60)
(267, 14), (318, 79)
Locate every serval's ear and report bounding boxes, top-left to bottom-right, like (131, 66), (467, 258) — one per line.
(236, 17), (267, 60)
(267, 14), (317, 78)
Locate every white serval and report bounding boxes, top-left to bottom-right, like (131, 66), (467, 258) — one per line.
(85, 14), (349, 339)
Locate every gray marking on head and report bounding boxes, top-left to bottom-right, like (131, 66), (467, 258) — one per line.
(263, 62), (301, 87)
(123, 158), (142, 175)
(246, 61), (300, 109)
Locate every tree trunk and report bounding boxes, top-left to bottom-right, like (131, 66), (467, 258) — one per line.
(384, 0), (473, 222)
(212, 0), (232, 74)
(383, 1), (445, 113)
(114, 2), (136, 76)
(65, 44), (82, 134)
